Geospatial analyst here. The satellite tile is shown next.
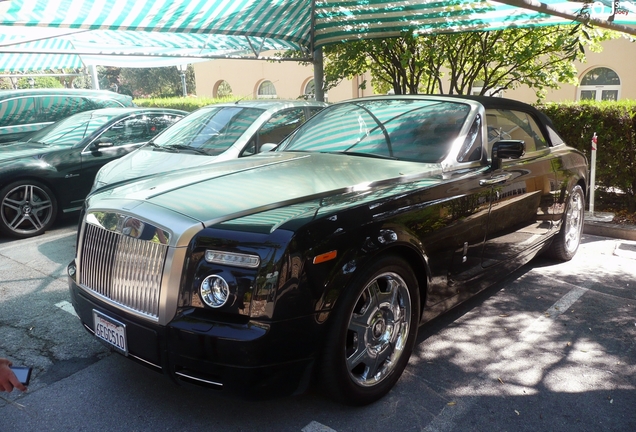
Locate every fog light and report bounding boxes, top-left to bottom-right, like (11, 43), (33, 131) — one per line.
(68, 263), (76, 277)
(200, 275), (230, 308)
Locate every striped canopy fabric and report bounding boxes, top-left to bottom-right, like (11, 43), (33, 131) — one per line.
(0, 0), (635, 72)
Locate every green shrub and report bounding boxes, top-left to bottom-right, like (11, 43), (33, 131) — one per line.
(134, 95), (245, 112)
(536, 100), (636, 213)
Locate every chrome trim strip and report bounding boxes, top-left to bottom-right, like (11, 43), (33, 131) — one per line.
(175, 371), (223, 387)
(128, 354), (162, 370)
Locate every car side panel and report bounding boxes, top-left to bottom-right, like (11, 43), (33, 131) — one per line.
(480, 151), (558, 270)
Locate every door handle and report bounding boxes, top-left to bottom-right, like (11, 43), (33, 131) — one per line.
(480, 173), (512, 186)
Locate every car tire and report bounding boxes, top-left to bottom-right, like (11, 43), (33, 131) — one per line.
(0, 180), (58, 238)
(318, 255), (420, 406)
(545, 184), (585, 261)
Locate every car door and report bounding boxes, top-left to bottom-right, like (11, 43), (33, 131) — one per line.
(480, 108), (558, 268)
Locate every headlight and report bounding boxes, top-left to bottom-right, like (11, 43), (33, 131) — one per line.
(200, 275), (230, 308)
(205, 250), (260, 268)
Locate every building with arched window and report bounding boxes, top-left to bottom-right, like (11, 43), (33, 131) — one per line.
(193, 36), (636, 104)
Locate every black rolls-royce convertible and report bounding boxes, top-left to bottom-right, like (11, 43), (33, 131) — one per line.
(67, 95), (587, 406)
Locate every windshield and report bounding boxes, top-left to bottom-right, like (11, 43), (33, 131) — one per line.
(278, 99), (470, 163)
(26, 112), (118, 146)
(152, 106), (265, 156)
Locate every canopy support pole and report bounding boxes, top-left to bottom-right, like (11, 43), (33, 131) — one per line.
(313, 47), (324, 102)
(88, 65), (99, 89)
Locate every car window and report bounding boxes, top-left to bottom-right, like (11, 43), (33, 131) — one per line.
(259, 109), (305, 145)
(91, 98), (128, 108)
(0, 97), (38, 126)
(485, 109), (548, 153)
(281, 99), (470, 163)
(545, 125), (565, 146)
(39, 96), (93, 123)
(153, 106), (264, 156)
(241, 108), (307, 156)
(99, 113), (182, 147)
(307, 107), (324, 118)
(456, 115), (483, 163)
(26, 112), (109, 146)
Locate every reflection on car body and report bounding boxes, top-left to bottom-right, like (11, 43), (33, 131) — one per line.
(0, 88), (135, 143)
(67, 95), (587, 406)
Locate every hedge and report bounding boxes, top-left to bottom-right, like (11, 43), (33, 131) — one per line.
(536, 100), (636, 213)
(134, 95), (243, 112)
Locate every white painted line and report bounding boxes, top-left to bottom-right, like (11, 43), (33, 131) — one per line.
(614, 241), (636, 260)
(423, 284), (588, 432)
(55, 300), (78, 318)
(516, 286), (587, 344)
(302, 421), (337, 432)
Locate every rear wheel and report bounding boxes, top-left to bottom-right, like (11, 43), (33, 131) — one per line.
(319, 255), (420, 406)
(0, 180), (58, 238)
(546, 184), (585, 261)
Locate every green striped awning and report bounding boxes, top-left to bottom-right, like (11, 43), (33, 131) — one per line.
(0, 0), (635, 72)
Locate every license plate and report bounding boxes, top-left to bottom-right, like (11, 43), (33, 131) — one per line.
(93, 310), (128, 355)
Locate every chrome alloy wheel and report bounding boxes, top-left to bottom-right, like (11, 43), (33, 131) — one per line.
(1, 183), (54, 236)
(345, 271), (412, 387)
(563, 187), (585, 254)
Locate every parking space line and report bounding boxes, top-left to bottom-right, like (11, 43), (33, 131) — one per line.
(423, 284), (588, 432)
(55, 300), (78, 318)
(302, 421), (337, 432)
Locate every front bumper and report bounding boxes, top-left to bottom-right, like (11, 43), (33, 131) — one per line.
(68, 271), (316, 399)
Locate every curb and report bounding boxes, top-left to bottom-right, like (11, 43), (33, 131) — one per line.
(583, 220), (636, 241)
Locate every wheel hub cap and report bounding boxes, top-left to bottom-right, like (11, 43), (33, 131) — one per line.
(372, 317), (386, 338)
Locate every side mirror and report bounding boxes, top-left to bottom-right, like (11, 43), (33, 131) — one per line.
(259, 143), (278, 153)
(91, 137), (114, 151)
(491, 140), (524, 170)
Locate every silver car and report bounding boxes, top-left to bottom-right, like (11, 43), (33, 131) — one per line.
(91, 100), (327, 192)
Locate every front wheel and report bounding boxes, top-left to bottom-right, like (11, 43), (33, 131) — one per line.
(0, 180), (58, 238)
(546, 184), (585, 261)
(319, 255), (420, 406)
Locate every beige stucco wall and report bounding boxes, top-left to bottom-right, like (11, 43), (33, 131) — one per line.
(193, 56), (373, 102)
(505, 36), (636, 103)
(193, 37), (636, 104)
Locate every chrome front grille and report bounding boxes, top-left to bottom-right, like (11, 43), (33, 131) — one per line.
(79, 222), (168, 320)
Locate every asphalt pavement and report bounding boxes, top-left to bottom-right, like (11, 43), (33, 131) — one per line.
(0, 216), (635, 432)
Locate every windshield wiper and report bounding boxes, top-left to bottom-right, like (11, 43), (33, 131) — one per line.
(337, 151), (397, 160)
(162, 144), (209, 155)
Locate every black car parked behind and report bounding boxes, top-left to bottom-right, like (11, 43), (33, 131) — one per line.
(0, 107), (185, 238)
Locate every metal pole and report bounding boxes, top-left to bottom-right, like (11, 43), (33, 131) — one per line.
(589, 132), (597, 215)
(88, 65), (99, 89)
(313, 47), (324, 102)
(180, 72), (187, 97)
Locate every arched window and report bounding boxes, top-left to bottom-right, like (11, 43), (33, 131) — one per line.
(578, 67), (621, 101)
(303, 79), (315, 99)
(214, 80), (232, 98)
(302, 78), (327, 102)
(257, 80), (277, 99)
